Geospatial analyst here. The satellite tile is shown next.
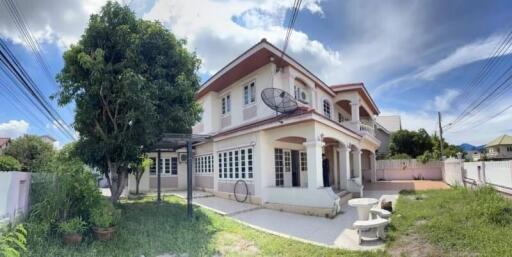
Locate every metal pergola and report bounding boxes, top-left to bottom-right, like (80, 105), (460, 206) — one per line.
(146, 133), (211, 218)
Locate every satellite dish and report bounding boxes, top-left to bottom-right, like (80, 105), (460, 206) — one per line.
(261, 88), (298, 114)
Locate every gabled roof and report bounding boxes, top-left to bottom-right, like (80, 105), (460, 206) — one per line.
(330, 83), (380, 114)
(196, 38), (380, 114)
(486, 134), (512, 147)
(0, 137), (10, 146)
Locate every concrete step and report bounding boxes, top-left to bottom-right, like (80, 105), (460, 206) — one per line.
(337, 190), (353, 205)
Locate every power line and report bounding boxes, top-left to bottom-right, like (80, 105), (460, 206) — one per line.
(276, 0), (302, 71)
(0, 38), (76, 140)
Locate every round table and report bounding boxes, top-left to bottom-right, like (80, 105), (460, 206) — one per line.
(348, 198), (379, 220)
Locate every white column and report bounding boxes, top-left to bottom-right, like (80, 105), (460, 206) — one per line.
(339, 146), (350, 190)
(212, 143), (219, 192)
(353, 148), (362, 182)
(350, 101), (360, 132)
(370, 151), (377, 183)
(303, 140), (324, 189)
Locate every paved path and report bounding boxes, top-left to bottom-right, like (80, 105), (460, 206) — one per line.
(172, 189), (400, 251)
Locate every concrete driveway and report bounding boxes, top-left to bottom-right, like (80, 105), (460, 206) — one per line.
(172, 189), (400, 251)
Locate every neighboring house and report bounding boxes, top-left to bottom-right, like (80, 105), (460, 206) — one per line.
(40, 135), (56, 146)
(0, 138), (11, 154)
(0, 172), (31, 224)
(129, 39), (382, 217)
(374, 115), (402, 158)
(485, 134), (512, 160)
(467, 150), (482, 161)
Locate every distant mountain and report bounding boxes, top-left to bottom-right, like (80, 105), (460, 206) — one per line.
(459, 143), (485, 152)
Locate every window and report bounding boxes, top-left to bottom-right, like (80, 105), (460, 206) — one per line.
(284, 151), (291, 173)
(171, 157), (178, 175)
(244, 82), (255, 105)
(323, 99), (331, 118)
(507, 146), (512, 152)
(274, 149), (284, 186)
(195, 155), (214, 173)
(149, 157), (156, 175)
(338, 113), (342, 123)
(222, 94), (231, 114)
(300, 152), (307, 172)
(164, 159), (170, 174)
(217, 147), (254, 180)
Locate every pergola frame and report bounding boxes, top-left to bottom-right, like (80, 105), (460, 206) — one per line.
(146, 133), (211, 218)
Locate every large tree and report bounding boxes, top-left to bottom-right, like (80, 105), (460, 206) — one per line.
(4, 135), (55, 172)
(388, 129), (433, 158)
(56, 2), (201, 202)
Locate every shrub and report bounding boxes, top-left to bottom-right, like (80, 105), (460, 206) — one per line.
(0, 224), (27, 257)
(90, 200), (121, 228)
(57, 217), (87, 235)
(417, 151), (434, 164)
(0, 155), (21, 171)
(388, 153), (412, 160)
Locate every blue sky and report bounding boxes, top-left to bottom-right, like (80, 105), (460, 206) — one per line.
(1, 0), (512, 147)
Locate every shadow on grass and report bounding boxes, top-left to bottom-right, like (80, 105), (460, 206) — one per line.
(28, 196), (216, 257)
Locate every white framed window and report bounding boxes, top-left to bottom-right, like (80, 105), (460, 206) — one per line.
(222, 94), (231, 115)
(218, 147), (254, 180)
(164, 159), (170, 174)
(507, 146), (512, 152)
(300, 151), (307, 172)
(195, 154), (214, 173)
(323, 99), (331, 118)
(244, 82), (256, 105)
(171, 157), (178, 175)
(274, 149), (284, 186)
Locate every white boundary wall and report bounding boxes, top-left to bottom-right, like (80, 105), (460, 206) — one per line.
(376, 159), (443, 180)
(443, 158), (512, 194)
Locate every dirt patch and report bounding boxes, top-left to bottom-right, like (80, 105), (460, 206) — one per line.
(214, 232), (260, 256)
(387, 228), (477, 257)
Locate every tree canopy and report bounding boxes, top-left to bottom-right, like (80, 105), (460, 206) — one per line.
(55, 1), (202, 201)
(388, 129), (462, 161)
(4, 135), (55, 172)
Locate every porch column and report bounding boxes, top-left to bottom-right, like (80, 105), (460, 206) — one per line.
(350, 101), (360, 131)
(353, 148), (362, 184)
(303, 140), (324, 189)
(339, 146), (350, 189)
(370, 151), (377, 183)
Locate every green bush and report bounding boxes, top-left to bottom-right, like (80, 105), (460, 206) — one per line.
(0, 224), (27, 257)
(90, 200), (121, 228)
(0, 155), (21, 171)
(27, 143), (102, 240)
(57, 217), (87, 235)
(388, 153), (412, 160)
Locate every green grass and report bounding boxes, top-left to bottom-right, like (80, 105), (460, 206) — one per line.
(27, 195), (384, 257)
(388, 186), (512, 257)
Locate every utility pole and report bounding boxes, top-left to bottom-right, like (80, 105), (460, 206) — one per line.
(438, 112), (444, 160)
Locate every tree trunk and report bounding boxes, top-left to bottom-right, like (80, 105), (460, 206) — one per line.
(108, 160), (127, 203)
(135, 173), (141, 195)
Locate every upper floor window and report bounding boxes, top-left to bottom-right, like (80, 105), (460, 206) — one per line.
(507, 146), (512, 152)
(323, 99), (331, 118)
(222, 94), (231, 115)
(244, 82), (255, 105)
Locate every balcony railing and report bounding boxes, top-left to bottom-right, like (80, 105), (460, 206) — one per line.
(360, 122), (375, 136)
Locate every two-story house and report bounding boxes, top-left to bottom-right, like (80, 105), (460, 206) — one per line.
(485, 134), (512, 160)
(129, 39), (382, 217)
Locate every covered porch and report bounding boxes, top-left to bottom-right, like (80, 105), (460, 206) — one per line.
(260, 121), (378, 217)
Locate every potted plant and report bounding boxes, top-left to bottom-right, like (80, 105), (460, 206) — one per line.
(58, 217), (87, 246)
(90, 200), (121, 241)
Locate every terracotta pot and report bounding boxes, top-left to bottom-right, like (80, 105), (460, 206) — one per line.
(63, 233), (82, 246)
(93, 226), (115, 241)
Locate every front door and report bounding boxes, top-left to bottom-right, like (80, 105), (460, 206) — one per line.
(291, 150), (300, 187)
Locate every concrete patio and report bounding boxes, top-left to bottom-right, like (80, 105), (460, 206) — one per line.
(171, 189), (402, 251)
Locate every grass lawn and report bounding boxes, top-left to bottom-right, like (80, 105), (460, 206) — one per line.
(27, 195), (384, 257)
(387, 186), (512, 257)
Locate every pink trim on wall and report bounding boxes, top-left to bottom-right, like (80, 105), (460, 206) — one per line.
(377, 167), (443, 181)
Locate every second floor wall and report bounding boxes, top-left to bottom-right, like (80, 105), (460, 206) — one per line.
(193, 62), (379, 136)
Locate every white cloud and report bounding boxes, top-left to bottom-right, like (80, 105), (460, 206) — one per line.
(429, 89), (461, 112)
(144, 0), (338, 80)
(0, 120), (29, 138)
(374, 33), (512, 96)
